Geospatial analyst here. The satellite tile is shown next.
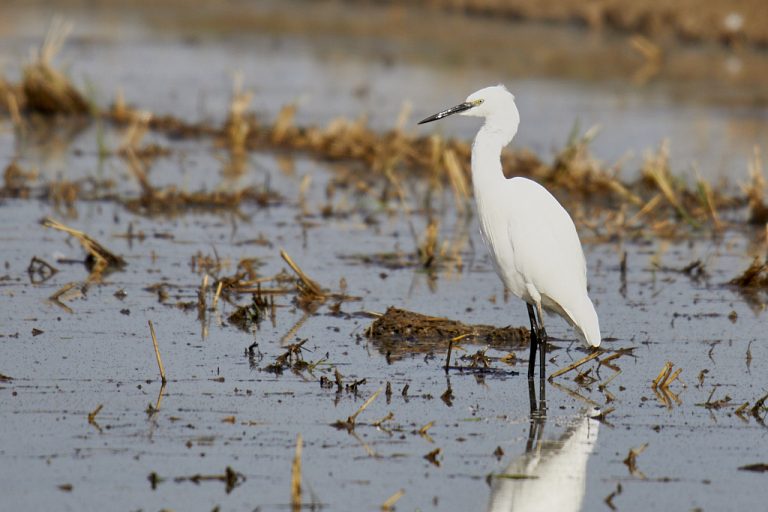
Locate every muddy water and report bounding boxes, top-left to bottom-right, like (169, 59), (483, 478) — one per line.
(2, 4), (768, 512)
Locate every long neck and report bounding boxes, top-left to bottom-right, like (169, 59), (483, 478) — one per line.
(471, 123), (512, 196)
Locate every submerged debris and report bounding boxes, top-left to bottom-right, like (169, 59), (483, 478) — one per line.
(368, 307), (528, 347)
(604, 482), (623, 511)
(381, 489), (405, 511)
(42, 217), (126, 276)
(738, 463), (768, 473)
(87, 404), (103, 432)
(27, 256), (58, 284)
(332, 388), (382, 432)
(228, 293), (270, 331)
(653, 259), (708, 282)
(424, 447), (442, 467)
(750, 392), (768, 425)
(48, 282), (85, 313)
(167, 466), (245, 494)
(623, 443), (648, 478)
(729, 257), (768, 288)
(696, 386), (732, 410)
(263, 340), (317, 374)
(463, 348), (492, 368)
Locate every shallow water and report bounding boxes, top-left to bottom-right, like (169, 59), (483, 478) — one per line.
(2, 3), (768, 511)
(2, 2), (768, 182)
(2, 131), (768, 510)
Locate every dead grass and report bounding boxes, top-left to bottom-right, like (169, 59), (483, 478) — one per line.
(416, 219), (440, 269)
(744, 146), (768, 224)
(148, 320), (167, 384)
(291, 434), (302, 511)
(225, 73), (254, 156)
(548, 350), (602, 380)
(729, 257), (768, 288)
(21, 19), (89, 115)
(2, 162), (38, 198)
(368, 307), (529, 350)
(280, 249), (325, 301)
(0, 20), (766, 242)
(170, 466), (245, 493)
(121, 149), (281, 216)
(332, 388), (382, 432)
(623, 443), (648, 478)
(42, 217), (126, 277)
(228, 292), (271, 331)
(381, 489), (405, 511)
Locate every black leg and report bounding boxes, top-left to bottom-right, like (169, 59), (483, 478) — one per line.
(539, 326), (547, 380)
(526, 378), (546, 454)
(526, 303), (538, 379)
(534, 306), (548, 380)
(526, 378), (537, 452)
(527, 376), (537, 415)
(538, 367), (547, 415)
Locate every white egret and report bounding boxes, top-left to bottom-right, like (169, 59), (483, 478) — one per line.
(418, 85), (601, 379)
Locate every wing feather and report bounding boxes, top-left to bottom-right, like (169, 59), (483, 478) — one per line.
(505, 178), (588, 312)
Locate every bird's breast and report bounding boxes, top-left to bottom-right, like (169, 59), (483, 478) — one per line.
(475, 194), (530, 301)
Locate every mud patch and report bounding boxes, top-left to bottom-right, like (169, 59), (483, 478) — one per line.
(368, 307), (529, 348)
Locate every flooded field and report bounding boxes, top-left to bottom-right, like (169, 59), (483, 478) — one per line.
(4, 1), (768, 181)
(2, 2), (768, 511)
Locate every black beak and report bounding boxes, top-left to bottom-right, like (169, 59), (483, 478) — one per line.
(418, 101), (475, 125)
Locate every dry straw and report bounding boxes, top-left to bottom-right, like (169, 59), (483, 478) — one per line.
(148, 320), (167, 384)
(291, 434), (303, 511)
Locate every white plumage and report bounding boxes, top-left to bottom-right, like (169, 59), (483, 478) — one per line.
(419, 84), (600, 377)
(487, 411), (600, 512)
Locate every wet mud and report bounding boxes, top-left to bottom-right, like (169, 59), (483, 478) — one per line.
(368, 306), (529, 350)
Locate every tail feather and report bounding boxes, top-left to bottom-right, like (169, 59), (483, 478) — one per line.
(562, 297), (601, 348)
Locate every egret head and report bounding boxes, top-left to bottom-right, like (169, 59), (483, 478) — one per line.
(418, 84), (517, 125)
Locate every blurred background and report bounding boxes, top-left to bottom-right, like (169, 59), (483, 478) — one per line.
(2, 0), (767, 182)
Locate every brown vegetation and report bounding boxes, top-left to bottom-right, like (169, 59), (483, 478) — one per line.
(369, 307), (529, 347)
(0, 23), (765, 248)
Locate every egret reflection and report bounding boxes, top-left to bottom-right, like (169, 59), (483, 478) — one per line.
(488, 381), (600, 512)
